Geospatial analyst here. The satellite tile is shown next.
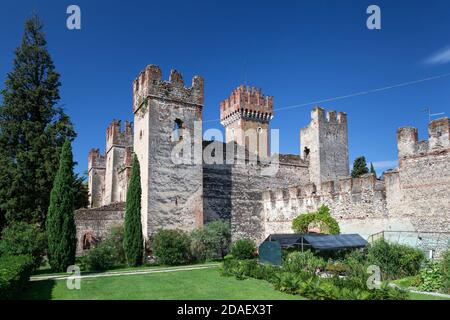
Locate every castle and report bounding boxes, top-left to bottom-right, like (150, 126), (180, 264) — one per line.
(75, 64), (450, 255)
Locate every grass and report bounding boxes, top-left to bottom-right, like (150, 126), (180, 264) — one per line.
(409, 292), (450, 300)
(21, 267), (304, 300)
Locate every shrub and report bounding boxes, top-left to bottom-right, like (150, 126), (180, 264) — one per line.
(367, 239), (424, 280)
(108, 225), (126, 265)
(0, 255), (34, 299)
(152, 229), (192, 265)
(283, 251), (326, 274)
(81, 240), (117, 272)
(230, 239), (256, 260)
(418, 260), (444, 293)
(0, 222), (46, 269)
(190, 220), (231, 262)
(440, 249), (450, 293)
(272, 272), (302, 294)
(292, 205), (340, 234)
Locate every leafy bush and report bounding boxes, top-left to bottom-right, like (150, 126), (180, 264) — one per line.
(418, 260), (444, 293)
(283, 251), (326, 274)
(230, 239), (256, 260)
(272, 272), (302, 294)
(367, 239), (424, 280)
(440, 250), (450, 293)
(108, 225), (126, 265)
(190, 220), (231, 262)
(0, 222), (46, 269)
(152, 229), (192, 265)
(292, 205), (340, 234)
(81, 240), (117, 272)
(0, 255), (34, 299)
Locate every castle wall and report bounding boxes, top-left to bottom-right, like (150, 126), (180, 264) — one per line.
(74, 203), (125, 256)
(203, 144), (310, 243)
(385, 118), (450, 233)
(133, 65), (204, 239)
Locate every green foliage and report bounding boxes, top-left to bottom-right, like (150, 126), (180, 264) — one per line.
(46, 139), (76, 272)
(0, 255), (34, 299)
(351, 156), (369, 178)
(292, 205), (340, 234)
(0, 15), (76, 230)
(123, 155), (143, 266)
(418, 261), (444, 293)
(152, 229), (192, 265)
(440, 249), (450, 293)
(367, 239), (424, 280)
(81, 241), (117, 272)
(370, 162), (376, 176)
(283, 251), (326, 274)
(190, 220), (231, 262)
(230, 239), (256, 260)
(108, 225), (126, 265)
(0, 222), (46, 269)
(73, 173), (89, 209)
(80, 225), (126, 272)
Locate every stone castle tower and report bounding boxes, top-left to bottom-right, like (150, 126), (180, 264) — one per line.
(300, 107), (349, 189)
(220, 85), (274, 157)
(132, 65), (204, 239)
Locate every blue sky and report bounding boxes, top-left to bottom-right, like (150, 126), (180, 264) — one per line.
(1, 0), (449, 176)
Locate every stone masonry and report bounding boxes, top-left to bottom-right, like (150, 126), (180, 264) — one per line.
(75, 64), (450, 255)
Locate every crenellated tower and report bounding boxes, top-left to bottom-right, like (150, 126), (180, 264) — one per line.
(88, 148), (106, 207)
(300, 107), (349, 189)
(103, 120), (134, 205)
(220, 85), (274, 157)
(132, 65), (204, 240)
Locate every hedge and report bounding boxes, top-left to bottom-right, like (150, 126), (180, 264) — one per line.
(0, 255), (34, 299)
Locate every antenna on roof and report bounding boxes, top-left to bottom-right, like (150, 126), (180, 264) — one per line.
(422, 107), (445, 123)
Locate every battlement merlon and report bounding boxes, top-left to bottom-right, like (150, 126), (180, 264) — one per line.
(397, 117), (449, 158)
(262, 173), (381, 203)
(106, 120), (133, 153)
(311, 107), (347, 124)
(132, 65), (204, 113)
(88, 148), (106, 170)
(220, 85), (274, 125)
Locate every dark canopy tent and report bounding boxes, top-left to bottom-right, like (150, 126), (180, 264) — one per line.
(261, 233), (367, 255)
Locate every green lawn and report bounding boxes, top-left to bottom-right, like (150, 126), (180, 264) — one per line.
(21, 267), (303, 300)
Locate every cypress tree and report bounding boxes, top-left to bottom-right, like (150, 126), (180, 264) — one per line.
(123, 154), (143, 266)
(0, 15), (76, 230)
(46, 139), (76, 272)
(351, 156), (369, 178)
(370, 162), (376, 176)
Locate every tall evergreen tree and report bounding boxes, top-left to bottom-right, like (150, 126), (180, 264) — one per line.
(0, 15), (75, 230)
(46, 139), (76, 272)
(370, 162), (376, 177)
(351, 156), (369, 178)
(123, 155), (143, 266)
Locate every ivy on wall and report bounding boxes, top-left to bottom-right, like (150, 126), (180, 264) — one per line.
(292, 205), (340, 235)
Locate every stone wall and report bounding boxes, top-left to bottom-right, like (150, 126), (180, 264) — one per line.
(262, 174), (389, 241)
(74, 203), (125, 256)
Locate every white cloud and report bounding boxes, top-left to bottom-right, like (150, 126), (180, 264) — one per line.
(425, 46), (450, 65)
(372, 160), (398, 170)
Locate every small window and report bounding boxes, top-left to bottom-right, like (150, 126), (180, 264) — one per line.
(304, 147), (310, 159)
(172, 119), (184, 142)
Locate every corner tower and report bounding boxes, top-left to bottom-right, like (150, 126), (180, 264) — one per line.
(300, 107), (349, 189)
(132, 65), (204, 240)
(220, 86), (273, 157)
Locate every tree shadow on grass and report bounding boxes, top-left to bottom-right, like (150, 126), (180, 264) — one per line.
(19, 280), (56, 300)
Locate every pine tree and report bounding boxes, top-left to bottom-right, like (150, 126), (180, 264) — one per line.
(0, 15), (76, 230)
(123, 155), (144, 266)
(370, 162), (376, 177)
(351, 156), (369, 178)
(46, 139), (76, 272)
